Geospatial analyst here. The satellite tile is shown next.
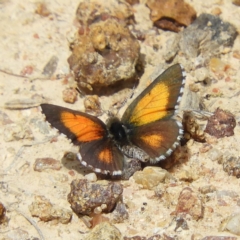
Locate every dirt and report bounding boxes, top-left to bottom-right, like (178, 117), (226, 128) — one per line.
(1, 0), (240, 239)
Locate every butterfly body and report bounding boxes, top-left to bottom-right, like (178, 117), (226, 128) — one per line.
(108, 118), (129, 143)
(41, 63), (186, 176)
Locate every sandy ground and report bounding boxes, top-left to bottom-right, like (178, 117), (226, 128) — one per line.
(1, 0), (240, 239)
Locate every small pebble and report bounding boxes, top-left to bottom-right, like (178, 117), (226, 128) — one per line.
(176, 169), (199, 182)
(84, 222), (122, 240)
(29, 195), (72, 224)
(62, 88), (77, 103)
(146, 0), (196, 32)
(84, 95), (102, 115)
(222, 156), (240, 178)
(216, 190), (239, 199)
(94, 206), (102, 214)
(3, 123), (33, 142)
(222, 213), (240, 236)
(109, 202), (129, 224)
(33, 158), (62, 172)
(205, 108), (236, 139)
(209, 58), (228, 73)
(133, 167), (169, 190)
(84, 172), (97, 182)
(0, 110), (13, 125)
(195, 67), (209, 82)
(199, 185), (216, 194)
(0, 202), (7, 225)
(42, 55), (58, 77)
(207, 148), (222, 162)
(68, 179), (123, 215)
(232, 0), (240, 6)
(233, 50), (240, 59)
(35, 2), (51, 17)
(211, 7), (222, 15)
(171, 187), (204, 220)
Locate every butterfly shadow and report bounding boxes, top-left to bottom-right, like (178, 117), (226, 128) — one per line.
(78, 74), (141, 97)
(143, 144), (189, 172)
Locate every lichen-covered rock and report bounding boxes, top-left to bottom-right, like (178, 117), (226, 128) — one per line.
(68, 18), (140, 91)
(84, 222), (122, 240)
(179, 13), (237, 58)
(222, 156), (240, 178)
(146, 0), (196, 32)
(68, 179), (123, 215)
(29, 195), (72, 224)
(76, 0), (133, 26)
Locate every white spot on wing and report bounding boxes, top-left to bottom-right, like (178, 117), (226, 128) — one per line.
(77, 153), (82, 161)
(166, 149), (173, 156)
(113, 170), (122, 176)
(94, 168), (101, 173)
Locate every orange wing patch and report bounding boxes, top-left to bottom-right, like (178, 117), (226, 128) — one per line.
(129, 82), (169, 126)
(60, 111), (105, 142)
(140, 133), (163, 148)
(98, 148), (113, 164)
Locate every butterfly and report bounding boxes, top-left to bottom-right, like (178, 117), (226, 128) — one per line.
(41, 63), (186, 176)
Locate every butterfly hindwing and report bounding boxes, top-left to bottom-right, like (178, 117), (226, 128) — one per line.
(121, 64), (185, 126)
(78, 138), (124, 175)
(129, 119), (182, 162)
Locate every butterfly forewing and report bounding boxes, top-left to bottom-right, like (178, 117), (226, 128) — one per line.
(41, 104), (106, 144)
(121, 64), (185, 126)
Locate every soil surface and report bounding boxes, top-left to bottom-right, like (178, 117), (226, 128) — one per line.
(1, 0), (240, 239)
